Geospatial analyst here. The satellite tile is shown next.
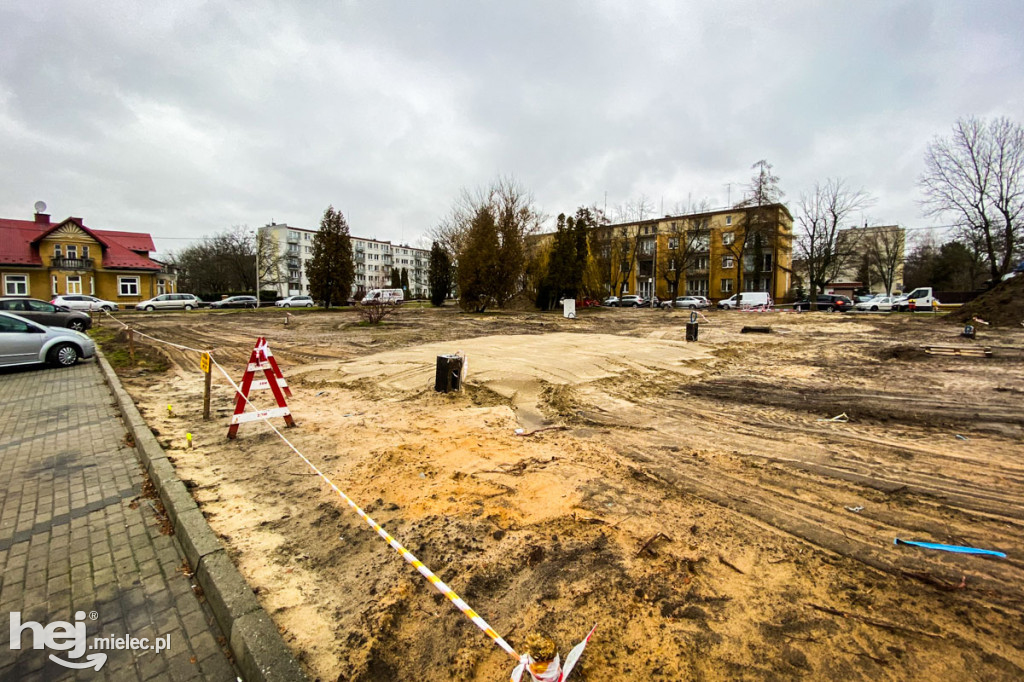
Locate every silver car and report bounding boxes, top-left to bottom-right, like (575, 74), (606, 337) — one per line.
(0, 311), (96, 367)
(52, 295), (119, 311)
(136, 293), (202, 311)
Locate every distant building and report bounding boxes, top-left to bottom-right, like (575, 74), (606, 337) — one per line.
(0, 209), (175, 304)
(258, 223), (429, 299)
(835, 224), (906, 294)
(594, 203), (794, 302)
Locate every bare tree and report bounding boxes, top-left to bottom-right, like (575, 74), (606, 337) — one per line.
(796, 179), (873, 308)
(864, 225), (905, 294)
(737, 159), (785, 207)
(256, 229), (286, 292)
(920, 116), (1024, 283)
(658, 201), (711, 300)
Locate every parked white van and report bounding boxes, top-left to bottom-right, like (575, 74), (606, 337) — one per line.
(361, 288), (404, 305)
(716, 292), (772, 310)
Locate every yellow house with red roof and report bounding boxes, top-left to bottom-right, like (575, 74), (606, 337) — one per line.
(0, 209), (176, 305)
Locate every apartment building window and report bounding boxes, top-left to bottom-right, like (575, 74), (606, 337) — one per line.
(66, 245), (78, 259)
(726, 216), (733, 226)
(90, 276), (95, 295)
(687, 278), (709, 295)
(67, 276), (82, 294)
(668, 238), (678, 249)
(4, 274), (27, 296)
(762, 253), (773, 270)
(54, 245), (62, 258)
(52, 275), (58, 295)
(694, 234), (710, 250)
(722, 231), (734, 245)
(82, 246), (90, 258)
(722, 255), (734, 269)
(118, 277), (140, 296)
(695, 256), (709, 270)
(721, 278), (733, 293)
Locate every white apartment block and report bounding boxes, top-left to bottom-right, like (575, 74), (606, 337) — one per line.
(258, 223), (430, 299)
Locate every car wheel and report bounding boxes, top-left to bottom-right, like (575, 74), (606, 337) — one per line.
(101, 305), (112, 312)
(688, 304), (696, 309)
(48, 343), (80, 367)
(68, 320), (86, 331)
(826, 305), (835, 312)
(870, 305), (878, 311)
(184, 304), (193, 311)
(144, 305), (155, 311)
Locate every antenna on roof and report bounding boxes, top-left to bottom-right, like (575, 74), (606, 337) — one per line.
(34, 200), (47, 213)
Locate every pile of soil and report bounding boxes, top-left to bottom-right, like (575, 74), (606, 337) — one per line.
(948, 276), (1024, 327)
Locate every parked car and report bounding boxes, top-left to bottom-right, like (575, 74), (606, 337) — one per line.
(602, 296), (620, 307)
(136, 293), (203, 311)
(854, 295), (896, 312)
(209, 295), (259, 309)
(0, 297), (92, 331)
(275, 295), (315, 308)
(51, 295), (119, 311)
(619, 295), (646, 308)
(793, 294), (853, 312)
(0, 311), (96, 367)
(662, 296), (709, 310)
(717, 292), (772, 309)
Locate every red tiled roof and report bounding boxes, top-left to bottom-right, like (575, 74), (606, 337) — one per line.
(0, 217), (161, 271)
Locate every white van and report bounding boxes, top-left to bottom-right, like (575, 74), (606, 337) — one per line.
(360, 288), (404, 305)
(716, 292), (772, 310)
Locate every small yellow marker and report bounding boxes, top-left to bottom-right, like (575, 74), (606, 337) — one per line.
(167, 404), (173, 417)
(186, 432), (193, 449)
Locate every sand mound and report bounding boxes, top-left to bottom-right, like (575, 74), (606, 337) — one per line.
(948, 276), (1024, 327)
(297, 332), (714, 428)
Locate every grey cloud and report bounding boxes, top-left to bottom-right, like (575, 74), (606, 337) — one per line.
(1, 0), (1023, 247)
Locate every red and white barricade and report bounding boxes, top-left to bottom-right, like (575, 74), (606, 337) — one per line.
(227, 337), (295, 439)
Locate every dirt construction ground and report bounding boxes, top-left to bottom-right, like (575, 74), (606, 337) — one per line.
(102, 304), (1024, 681)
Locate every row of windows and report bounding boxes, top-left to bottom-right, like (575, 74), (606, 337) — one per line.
(3, 273), (147, 297)
(53, 244), (91, 259)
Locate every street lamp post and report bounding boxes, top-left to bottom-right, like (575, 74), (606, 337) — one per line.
(253, 229), (261, 308)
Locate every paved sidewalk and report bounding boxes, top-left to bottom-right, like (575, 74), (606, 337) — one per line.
(0, 361), (237, 681)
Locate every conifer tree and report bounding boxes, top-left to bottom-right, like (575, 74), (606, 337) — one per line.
(307, 206), (354, 308)
(429, 241), (454, 306)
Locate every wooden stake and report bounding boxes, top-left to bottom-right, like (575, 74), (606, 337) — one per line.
(128, 328), (136, 365)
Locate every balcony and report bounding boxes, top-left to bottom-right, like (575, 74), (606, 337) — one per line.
(50, 257), (94, 270)
(286, 233), (300, 244)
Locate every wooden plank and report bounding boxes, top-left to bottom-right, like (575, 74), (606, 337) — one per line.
(230, 406), (292, 425)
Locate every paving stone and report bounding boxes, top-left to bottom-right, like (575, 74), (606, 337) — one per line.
(0, 363), (238, 681)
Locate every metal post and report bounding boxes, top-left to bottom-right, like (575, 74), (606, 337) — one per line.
(254, 230), (260, 307)
(201, 352), (212, 420)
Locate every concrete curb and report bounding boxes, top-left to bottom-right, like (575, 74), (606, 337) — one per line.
(94, 350), (307, 682)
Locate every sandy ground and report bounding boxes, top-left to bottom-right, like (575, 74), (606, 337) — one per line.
(103, 305), (1024, 681)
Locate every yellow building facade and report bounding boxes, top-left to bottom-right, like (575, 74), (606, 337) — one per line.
(596, 204), (794, 302)
(0, 213), (175, 305)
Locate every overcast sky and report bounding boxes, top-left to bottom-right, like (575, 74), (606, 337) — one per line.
(2, 1), (1022, 256)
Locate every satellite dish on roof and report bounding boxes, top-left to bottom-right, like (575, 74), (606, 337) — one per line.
(34, 200), (47, 213)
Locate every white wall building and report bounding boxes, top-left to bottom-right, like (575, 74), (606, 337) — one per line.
(258, 223), (430, 299)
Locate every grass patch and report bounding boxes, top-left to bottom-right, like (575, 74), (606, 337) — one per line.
(89, 326), (170, 373)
